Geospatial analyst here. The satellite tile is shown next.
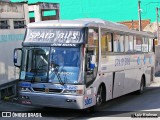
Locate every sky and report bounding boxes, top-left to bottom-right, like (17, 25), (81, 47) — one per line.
(11, 0), (160, 22)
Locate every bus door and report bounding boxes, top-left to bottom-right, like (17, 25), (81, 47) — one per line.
(85, 28), (99, 100)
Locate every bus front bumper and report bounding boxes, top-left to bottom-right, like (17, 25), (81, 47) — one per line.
(19, 92), (85, 109)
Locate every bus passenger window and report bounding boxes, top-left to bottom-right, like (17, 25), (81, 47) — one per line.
(125, 35), (134, 52)
(125, 36), (129, 52)
(129, 35), (134, 51)
(142, 37), (149, 52)
(113, 33), (124, 52)
(101, 29), (112, 55)
(134, 36), (142, 52)
(149, 38), (153, 52)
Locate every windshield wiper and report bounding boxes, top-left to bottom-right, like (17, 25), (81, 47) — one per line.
(50, 62), (68, 85)
(54, 66), (65, 85)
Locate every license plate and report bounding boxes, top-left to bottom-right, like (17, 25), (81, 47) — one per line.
(22, 101), (31, 104)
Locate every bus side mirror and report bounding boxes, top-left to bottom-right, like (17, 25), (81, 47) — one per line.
(13, 48), (22, 68)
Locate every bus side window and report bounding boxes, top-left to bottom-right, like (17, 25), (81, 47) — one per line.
(101, 29), (112, 56)
(113, 33), (124, 52)
(149, 38), (153, 52)
(134, 36), (142, 52)
(142, 37), (149, 52)
(125, 35), (134, 52)
(86, 28), (99, 84)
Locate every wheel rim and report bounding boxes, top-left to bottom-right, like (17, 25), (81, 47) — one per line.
(96, 86), (103, 106)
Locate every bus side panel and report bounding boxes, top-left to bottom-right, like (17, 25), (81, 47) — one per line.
(144, 67), (152, 86)
(113, 71), (125, 98)
(123, 54), (140, 94)
(142, 53), (155, 86)
(123, 69), (139, 94)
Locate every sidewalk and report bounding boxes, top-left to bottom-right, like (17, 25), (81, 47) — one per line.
(150, 77), (160, 87)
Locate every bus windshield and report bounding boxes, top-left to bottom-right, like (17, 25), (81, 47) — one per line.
(20, 47), (81, 84)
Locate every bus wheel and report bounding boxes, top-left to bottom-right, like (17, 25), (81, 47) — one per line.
(96, 85), (103, 106)
(137, 77), (145, 94)
(89, 85), (105, 112)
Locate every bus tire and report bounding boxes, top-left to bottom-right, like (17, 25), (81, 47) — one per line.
(89, 84), (106, 112)
(136, 76), (145, 94)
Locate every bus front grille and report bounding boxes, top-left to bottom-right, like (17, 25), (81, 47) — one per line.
(32, 88), (62, 93)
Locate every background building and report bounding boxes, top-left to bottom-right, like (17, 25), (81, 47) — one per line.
(0, 1), (29, 99)
(28, 2), (60, 22)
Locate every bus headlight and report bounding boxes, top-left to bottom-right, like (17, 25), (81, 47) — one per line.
(63, 89), (83, 95)
(19, 87), (31, 92)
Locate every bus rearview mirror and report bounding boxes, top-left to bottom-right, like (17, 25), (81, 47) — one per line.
(13, 48), (22, 68)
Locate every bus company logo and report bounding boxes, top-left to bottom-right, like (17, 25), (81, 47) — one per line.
(84, 97), (92, 106)
(19, 83), (31, 87)
(42, 84), (46, 88)
(55, 85), (77, 90)
(137, 57), (141, 65)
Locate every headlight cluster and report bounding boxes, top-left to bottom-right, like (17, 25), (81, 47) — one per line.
(63, 89), (83, 95)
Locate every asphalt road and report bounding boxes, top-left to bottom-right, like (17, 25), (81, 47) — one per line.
(0, 78), (160, 120)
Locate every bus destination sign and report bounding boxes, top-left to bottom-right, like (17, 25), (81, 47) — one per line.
(24, 29), (84, 45)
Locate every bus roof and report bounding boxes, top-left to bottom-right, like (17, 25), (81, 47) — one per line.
(27, 18), (154, 38)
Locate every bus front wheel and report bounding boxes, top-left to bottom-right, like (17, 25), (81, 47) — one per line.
(89, 85), (105, 112)
(96, 85), (104, 106)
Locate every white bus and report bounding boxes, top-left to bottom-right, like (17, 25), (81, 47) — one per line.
(13, 18), (155, 111)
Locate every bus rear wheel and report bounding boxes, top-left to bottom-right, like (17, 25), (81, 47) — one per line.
(136, 77), (145, 94)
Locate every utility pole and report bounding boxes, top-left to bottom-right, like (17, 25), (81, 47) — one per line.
(138, 0), (142, 31)
(132, 20), (134, 29)
(156, 7), (159, 45)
